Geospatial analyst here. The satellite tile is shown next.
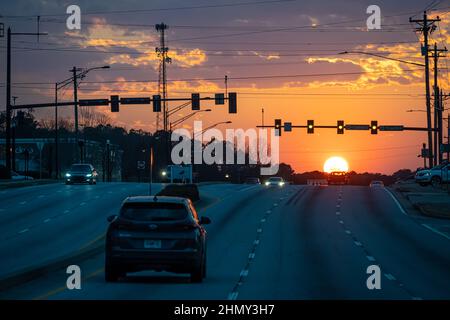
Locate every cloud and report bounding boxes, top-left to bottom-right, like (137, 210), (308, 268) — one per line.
(64, 18), (207, 68)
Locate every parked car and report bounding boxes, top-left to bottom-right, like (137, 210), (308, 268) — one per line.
(245, 177), (261, 184)
(105, 196), (211, 283)
(11, 171), (34, 181)
(65, 163), (98, 185)
(415, 162), (450, 186)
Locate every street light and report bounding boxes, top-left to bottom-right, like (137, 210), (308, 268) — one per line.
(195, 121), (232, 137)
(170, 109), (212, 130)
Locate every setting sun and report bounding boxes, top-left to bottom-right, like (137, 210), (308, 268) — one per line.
(323, 157), (349, 173)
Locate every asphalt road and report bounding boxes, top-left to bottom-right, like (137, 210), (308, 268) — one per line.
(1, 183), (450, 299)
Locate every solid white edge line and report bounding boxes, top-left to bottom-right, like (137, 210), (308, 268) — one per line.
(384, 187), (407, 215)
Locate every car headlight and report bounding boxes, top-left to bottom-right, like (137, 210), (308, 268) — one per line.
(279, 182), (285, 186)
(265, 181), (270, 186)
(65, 173), (71, 177)
(86, 173), (92, 177)
(424, 172), (430, 176)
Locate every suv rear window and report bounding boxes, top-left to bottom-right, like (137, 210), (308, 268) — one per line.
(269, 177), (282, 182)
(120, 202), (188, 221)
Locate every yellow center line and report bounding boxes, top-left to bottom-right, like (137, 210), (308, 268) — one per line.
(33, 268), (104, 300)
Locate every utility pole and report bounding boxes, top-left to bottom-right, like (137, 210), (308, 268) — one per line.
(439, 88), (444, 164)
(431, 43), (447, 165)
(410, 12), (440, 168)
(54, 83), (59, 179)
(155, 23), (171, 132)
(261, 107), (265, 127)
(448, 114), (450, 162)
(5, 27), (46, 179)
(11, 96), (17, 172)
(71, 66), (80, 162)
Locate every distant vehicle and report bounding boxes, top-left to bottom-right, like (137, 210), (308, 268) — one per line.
(369, 180), (384, 188)
(11, 171), (34, 181)
(327, 171), (348, 185)
(105, 196), (211, 283)
(415, 162), (450, 186)
(245, 177), (261, 184)
(65, 163), (98, 185)
(265, 176), (285, 187)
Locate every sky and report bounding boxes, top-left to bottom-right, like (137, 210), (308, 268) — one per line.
(1, 0), (450, 174)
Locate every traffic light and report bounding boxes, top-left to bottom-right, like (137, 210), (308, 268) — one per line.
(371, 120), (378, 134)
(274, 119), (282, 136)
(228, 92), (237, 113)
(192, 93), (200, 110)
(307, 120), (314, 134)
(152, 95), (161, 112)
(337, 120), (344, 134)
(110, 95), (119, 112)
(215, 93), (225, 105)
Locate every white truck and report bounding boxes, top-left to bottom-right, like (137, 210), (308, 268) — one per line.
(415, 162), (450, 186)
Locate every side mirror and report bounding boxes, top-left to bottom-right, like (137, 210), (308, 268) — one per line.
(107, 215), (117, 223)
(199, 216), (211, 225)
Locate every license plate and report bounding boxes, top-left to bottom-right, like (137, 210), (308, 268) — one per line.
(144, 239), (161, 249)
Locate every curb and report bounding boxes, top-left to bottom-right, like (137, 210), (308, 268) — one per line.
(414, 202), (450, 219)
(0, 180), (59, 190)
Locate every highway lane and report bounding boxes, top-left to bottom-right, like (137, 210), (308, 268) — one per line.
(0, 182), (244, 280)
(1, 184), (450, 299)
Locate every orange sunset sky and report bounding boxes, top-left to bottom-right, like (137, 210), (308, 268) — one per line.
(1, 0), (450, 174)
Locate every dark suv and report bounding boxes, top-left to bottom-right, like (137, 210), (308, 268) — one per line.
(65, 163), (98, 185)
(105, 196), (211, 283)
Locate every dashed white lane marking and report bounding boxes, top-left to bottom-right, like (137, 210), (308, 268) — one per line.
(254, 240), (260, 245)
(44, 218), (51, 223)
(384, 273), (396, 281)
(412, 297), (423, 301)
(345, 230), (351, 235)
(0, 209), (4, 212)
(273, 203), (278, 207)
(228, 292), (239, 300)
(384, 188), (406, 215)
(261, 218), (266, 223)
(56, 190), (62, 193)
(339, 220), (344, 224)
(366, 255), (376, 262)
(257, 228), (263, 233)
(354, 241), (362, 247)
(336, 212), (341, 215)
(336, 204), (341, 208)
(240, 270), (249, 277)
(64, 210), (70, 214)
(422, 224), (450, 241)
(80, 202), (86, 206)
(18, 228), (29, 234)
(248, 253), (255, 260)
(95, 195), (100, 199)
(19, 201), (26, 205)
(108, 191), (113, 194)
(38, 195), (45, 198)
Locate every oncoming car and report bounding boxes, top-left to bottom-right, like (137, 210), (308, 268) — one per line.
(264, 177), (285, 187)
(369, 180), (384, 188)
(65, 163), (98, 185)
(105, 196), (211, 283)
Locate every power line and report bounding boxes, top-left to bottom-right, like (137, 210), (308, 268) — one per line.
(1, 0), (296, 17)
